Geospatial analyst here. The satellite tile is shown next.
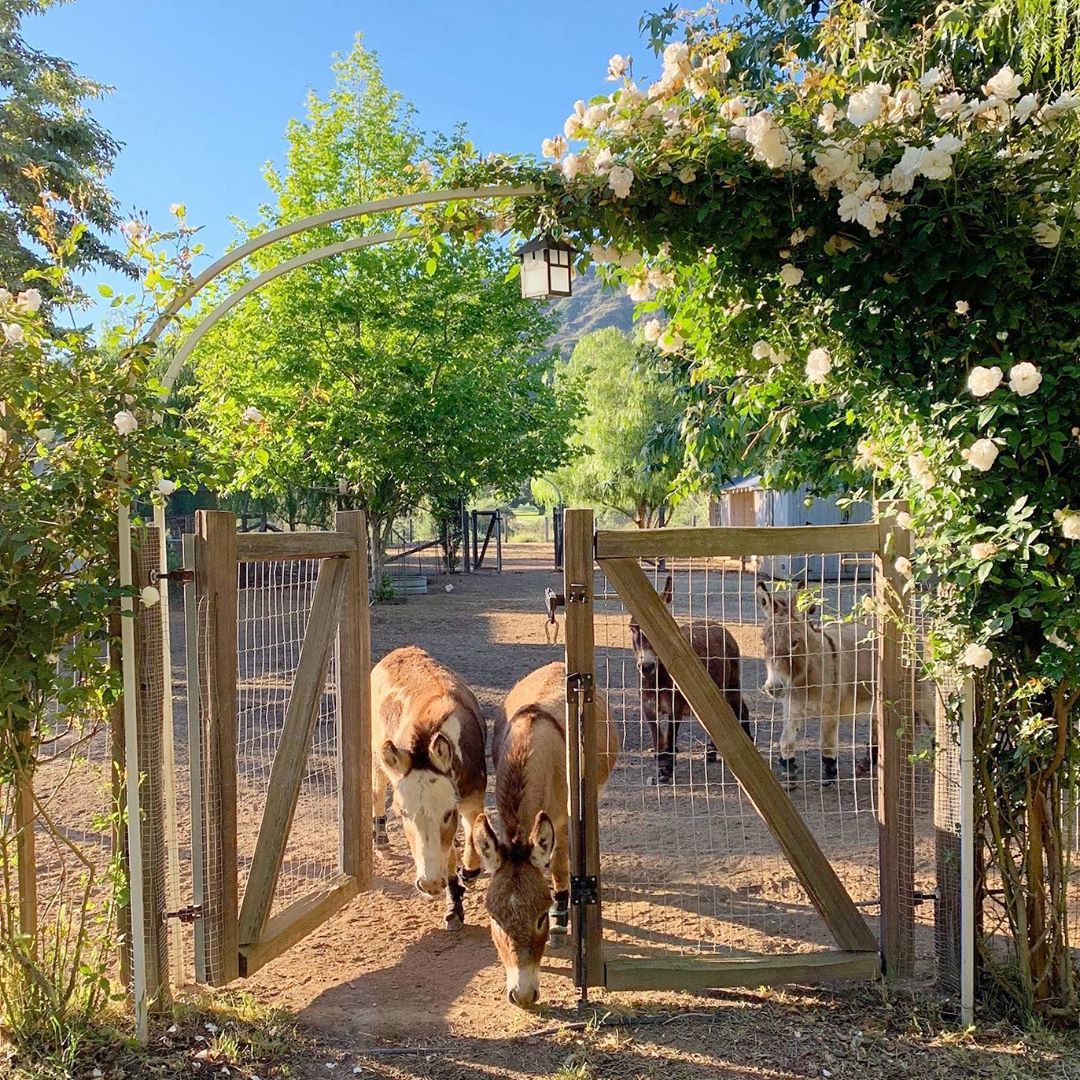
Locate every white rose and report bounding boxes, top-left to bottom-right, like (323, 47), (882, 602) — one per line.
(779, 264), (804, 286)
(168, 202), (185, 216)
(752, 340), (773, 361)
(895, 511), (914, 530)
(658, 329), (685, 354)
(607, 164), (634, 199)
(677, 165), (697, 184)
(805, 347), (832, 383)
(121, 220), (146, 243)
(934, 92), (964, 119)
(564, 114), (583, 139)
(140, 586), (160, 608)
(242, 406), (265, 423)
(589, 244), (617, 265)
(720, 97), (749, 122)
(583, 104), (610, 130)
(1062, 512), (1080, 540)
(593, 147), (614, 173)
(1033, 220), (1061, 248)
(816, 102), (838, 133)
(16, 288), (42, 313)
(663, 41), (691, 76)
(1037, 92), (1080, 125)
(894, 556), (913, 577)
(3, 323), (24, 344)
(0, 288), (11, 306)
(847, 82), (890, 127)
(961, 438), (999, 471)
(642, 318), (662, 343)
(967, 366), (1003, 397)
(983, 65), (1023, 102)
(887, 88), (922, 121)
(157, 478), (177, 496)
(607, 54), (630, 81)
(919, 67), (944, 91)
(113, 410), (138, 436)
(617, 250), (641, 269)
(626, 279), (651, 303)
(962, 643), (992, 668)
(955, 300), (969, 315)
(1008, 361), (1042, 396)
(561, 154), (581, 180)
(1014, 94), (1039, 123)
(970, 542), (999, 561)
(541, 135), (567, 160)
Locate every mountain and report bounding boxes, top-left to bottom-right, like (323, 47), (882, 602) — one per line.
(546, 266), (635, 357)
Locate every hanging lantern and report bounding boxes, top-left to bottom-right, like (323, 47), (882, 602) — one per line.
(515, 236), (576, 299)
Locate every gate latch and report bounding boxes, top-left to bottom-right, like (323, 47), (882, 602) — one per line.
(544, 587), (565, 625)
(162, 904), (204, 925)
(566, 671), (594, 704)
(150, 568), (194, 586)
(567, 582), (590, 606)
(570, 875), (598, 906)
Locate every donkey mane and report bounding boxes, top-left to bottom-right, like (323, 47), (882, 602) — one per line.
(496, 705), (560, 845)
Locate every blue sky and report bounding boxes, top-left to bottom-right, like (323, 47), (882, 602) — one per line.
(31, 0), (655, 270)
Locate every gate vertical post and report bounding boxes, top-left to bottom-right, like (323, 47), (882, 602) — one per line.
(337, 511), (372, 889)
(132, 526), (170, 1007)
(563, 508), (604, 989)
(195, 510), (240, 984)
(876, 500), (915, 977)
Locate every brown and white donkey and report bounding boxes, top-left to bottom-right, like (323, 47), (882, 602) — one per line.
(371, 646), (487, 931)
(473, 662), (619, 1007)
(629, 574), (753, 783)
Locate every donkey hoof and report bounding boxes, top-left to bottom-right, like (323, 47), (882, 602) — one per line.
(706, 746), (719, 764)
(459, 867), (482, 885)
(855, 753), (874, 778)
(778, 756), (799, 778)
(445, 910), (464, 932)
(821, 756), (838, 783)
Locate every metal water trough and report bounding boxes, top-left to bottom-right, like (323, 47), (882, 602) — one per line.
(390, 575), (428, 597)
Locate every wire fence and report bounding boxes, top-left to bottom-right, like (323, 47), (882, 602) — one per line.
(592, 553), (939, 976)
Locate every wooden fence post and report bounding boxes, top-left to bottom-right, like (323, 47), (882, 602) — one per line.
(876, 501), (915, 977)
(563, 508), (604, 989)
(337, 512), (372, 890)
(108, 609), (132, 987)
(195, 511), (239, 985)
(131, 527), (170, 1007)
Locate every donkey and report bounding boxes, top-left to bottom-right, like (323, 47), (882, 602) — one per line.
(756, 582), (874, 783)
(473, 662), (619, 1007)
(629, 575), (753, 783)
(371, 646), (487, 930)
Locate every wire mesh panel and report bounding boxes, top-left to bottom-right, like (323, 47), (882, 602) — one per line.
(235, 559), (341, 916)
(589, 546), (937, 975)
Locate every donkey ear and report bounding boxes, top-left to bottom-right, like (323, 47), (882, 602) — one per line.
(661, 574), (673, 607)
(756, 581), (775, 613)
(429, 731), (454, 774)
(380, 740), (411, 779)
(473, 813), (503, 872)
(529, 811), (556, 871)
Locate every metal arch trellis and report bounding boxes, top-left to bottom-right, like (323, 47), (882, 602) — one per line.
(116, 185), (538, 1039)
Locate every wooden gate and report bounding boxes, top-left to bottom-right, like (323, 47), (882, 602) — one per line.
(187, 510), (371, 984)
(562, 505), (915, 992)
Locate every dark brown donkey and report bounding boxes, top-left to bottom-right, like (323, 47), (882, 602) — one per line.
(371, 646), (487, 931)
(629, 574), (753, 783)
(474, 662), (618, 1007)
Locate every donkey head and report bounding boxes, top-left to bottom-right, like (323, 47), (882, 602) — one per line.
(473, 810), (556, 1008)
(756, 582), (817, 697)
(380, 730), (459, 896)
(629, 574), (674, 688)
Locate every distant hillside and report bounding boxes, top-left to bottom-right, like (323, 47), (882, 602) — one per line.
(547, 267), (635, 357)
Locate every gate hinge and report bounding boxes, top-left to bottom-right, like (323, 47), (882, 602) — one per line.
(567, 582), (590, 605)
(570, 875), (598, 906)
(566, 671), (594, 703)
(150, 568), (194, 586)
(162, 904), (203, 924)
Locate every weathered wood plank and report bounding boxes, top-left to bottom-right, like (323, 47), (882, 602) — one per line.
(876, 501), (915, 977)
(598, 557), (878, 955)
(564, 509), (604, 989)
(336, 511), (372, 889)
(236, 531), (358, 562)
(237, 558), (348, 946)
(604, 950), (880, 991)
(595, 524), (881, 560)
(239, 874), (358, 977)
(195, 510), (240, 984)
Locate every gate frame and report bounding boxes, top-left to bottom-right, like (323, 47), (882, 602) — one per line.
(563, 504), (915, 992)
(188, 509), (371, 985)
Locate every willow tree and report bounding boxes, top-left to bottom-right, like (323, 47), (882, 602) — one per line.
(443, 0), (1080, 1018)
(186, 40), (576, 584)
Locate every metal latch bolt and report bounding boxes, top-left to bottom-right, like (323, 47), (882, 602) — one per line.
(565, 671), (594, 704)
(162, 904), (204, 924)
(150, 568), (194, 586)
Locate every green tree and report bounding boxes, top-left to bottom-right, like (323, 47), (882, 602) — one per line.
(537, 328), (682, 528)
(0, 1), (129, 294)
(187, 40), (577, 585)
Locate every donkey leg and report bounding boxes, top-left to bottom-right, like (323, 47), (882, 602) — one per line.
(457, 790), (485, 883)
(778, 701), (804, 778)
(372, 770), (390, 851)
(820, 709), (839, 784)
(444, 875), (466, 932)
(550, 820), (571, 939)
(656, 717), (677, 782)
